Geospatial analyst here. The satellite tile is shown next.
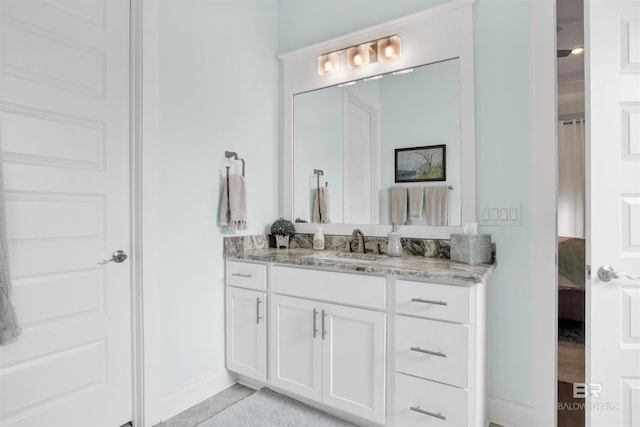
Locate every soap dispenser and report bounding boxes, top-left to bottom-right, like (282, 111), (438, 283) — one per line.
(313, 226), (325, 250)
(387, 223), (402, 257)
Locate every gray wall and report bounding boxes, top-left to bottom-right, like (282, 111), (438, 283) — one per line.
(159, 0), (279, 395)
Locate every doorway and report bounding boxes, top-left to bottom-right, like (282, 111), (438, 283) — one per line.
(556, 0), (586, 425)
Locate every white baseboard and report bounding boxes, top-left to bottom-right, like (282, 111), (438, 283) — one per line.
(158, 369), (237, 422)
(488, 397), (535, 427)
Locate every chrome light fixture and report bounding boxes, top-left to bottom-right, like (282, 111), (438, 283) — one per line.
(317, 35), (401, 76)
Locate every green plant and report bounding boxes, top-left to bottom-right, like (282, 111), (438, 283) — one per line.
(270, 217), (296, 236)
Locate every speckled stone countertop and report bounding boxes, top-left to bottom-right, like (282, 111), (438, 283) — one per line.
(226, 248), (494, 285)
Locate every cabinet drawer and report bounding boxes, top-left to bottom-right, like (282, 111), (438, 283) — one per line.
(226, 261), (267, 291)
(395, 373), (469, 427)
(396, 280), (471, 323)
(271, 266), (385, 309)
(395, 315), (469, 388)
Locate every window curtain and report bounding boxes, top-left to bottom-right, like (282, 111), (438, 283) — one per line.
(0, 156), (21, 345)
(558, 118), (586, 238)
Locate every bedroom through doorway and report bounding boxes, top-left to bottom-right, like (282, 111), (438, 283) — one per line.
(556, 0), (586, 425)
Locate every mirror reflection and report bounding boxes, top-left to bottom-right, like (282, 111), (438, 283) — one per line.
(293, 58), (461, 226)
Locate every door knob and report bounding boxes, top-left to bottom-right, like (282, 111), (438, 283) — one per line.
(597, 265), (639, 282)
(101, 250), (128, 264)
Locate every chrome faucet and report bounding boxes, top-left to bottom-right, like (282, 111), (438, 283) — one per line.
(350, 229), (366, 253)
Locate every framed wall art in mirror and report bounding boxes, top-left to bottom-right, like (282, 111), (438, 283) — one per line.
(395, 145), (446, 183)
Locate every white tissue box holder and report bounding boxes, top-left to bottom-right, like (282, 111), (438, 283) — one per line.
(450, 233), (492, 265)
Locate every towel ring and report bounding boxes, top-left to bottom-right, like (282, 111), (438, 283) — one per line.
(225, 151), (245, 177)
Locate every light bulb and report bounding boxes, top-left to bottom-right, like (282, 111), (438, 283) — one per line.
(377, 36), (401, 61)
(318, 52), (339, 75)
(347, 45), (370, 69)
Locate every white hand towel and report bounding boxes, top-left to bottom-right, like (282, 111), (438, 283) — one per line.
(220, 175), (247, 230)
(312, 186), (331, 223)
(425, 185), (449, 226)
(388, 187), (408, 225)
(407, 186), (424, 219)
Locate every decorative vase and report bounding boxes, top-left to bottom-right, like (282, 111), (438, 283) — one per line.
(275, 234), (290, 249)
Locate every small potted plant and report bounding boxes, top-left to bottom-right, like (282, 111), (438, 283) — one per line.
(270, 217), (296, 249)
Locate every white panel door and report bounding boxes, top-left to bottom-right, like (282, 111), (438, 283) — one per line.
(343, 89), (380, 224)
(269, 295), (322, 401)
(0, 0), (132, 426)
(586, 1), (640, 426)
(322, 302), (386, 424)
(226, 287), (266, 381)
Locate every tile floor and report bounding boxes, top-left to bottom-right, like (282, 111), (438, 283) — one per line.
(153, 384), (255, 427)
(155, 383), (504, 427)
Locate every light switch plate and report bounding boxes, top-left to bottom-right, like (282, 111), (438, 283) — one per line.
(478, 202), (522, 226)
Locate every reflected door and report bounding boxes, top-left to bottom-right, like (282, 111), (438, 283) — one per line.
(343, 89), (379, 224)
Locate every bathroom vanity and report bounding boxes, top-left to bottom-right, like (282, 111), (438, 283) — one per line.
(225, 248), (493, 427)
(225, 2), (491, 424)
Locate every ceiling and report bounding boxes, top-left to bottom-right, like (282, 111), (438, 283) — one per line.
(557, 0), (585, 85)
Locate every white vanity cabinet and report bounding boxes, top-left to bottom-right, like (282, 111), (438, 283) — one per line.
(270, 266), (387, 424)
(393, 279), (486, 427)
(225, 261), (267, 382)
(225, 255), (489, 427)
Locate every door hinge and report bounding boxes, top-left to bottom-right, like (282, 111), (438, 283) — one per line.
(586, 264), (591, 280)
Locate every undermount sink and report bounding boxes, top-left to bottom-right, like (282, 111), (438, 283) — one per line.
(302, 251), (388, 263)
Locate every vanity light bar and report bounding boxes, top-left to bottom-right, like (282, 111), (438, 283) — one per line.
(317, 35), (402, 76)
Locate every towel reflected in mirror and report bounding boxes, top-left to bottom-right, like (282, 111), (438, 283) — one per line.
(312, 186), (331, 223)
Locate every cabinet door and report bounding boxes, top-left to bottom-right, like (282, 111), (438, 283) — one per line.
(322, 303), (386, 424)
(269, 295), (322, 401)
(226, 287), (267, 381)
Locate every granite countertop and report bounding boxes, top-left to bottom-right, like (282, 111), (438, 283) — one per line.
(226, 248), (495, 285)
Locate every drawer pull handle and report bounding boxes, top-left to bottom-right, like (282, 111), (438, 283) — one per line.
(256, 298), (262, 324)
(410, 346), (447, 358)
(321, 310), (327, 340)
(232, 273), (253, 278)
(411, 297), (447, 306)
(313, 308), (318, 338)
(410, 405), (446, 420)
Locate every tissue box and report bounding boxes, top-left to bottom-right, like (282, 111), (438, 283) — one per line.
(450, 233), (492, 265)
